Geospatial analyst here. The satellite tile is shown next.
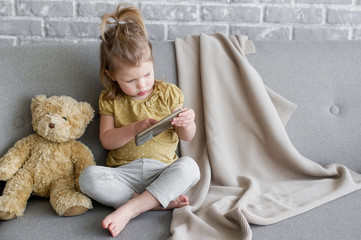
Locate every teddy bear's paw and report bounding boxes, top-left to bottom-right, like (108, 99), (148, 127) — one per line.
(62, 206), (89, 217)
(51, 191), (93, 216)
(0, 195), (26, 219)
(0, 166), (14, 181)
(0, 211), (17, 221)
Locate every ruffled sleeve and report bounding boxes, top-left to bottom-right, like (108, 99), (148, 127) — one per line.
(164, 82), (184, 112)
(98, 90), (114, 116)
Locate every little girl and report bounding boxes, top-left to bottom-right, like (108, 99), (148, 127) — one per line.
(79, 5), (200, 238)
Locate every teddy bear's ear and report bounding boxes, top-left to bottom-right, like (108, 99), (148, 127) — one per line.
(31, 95), (47, 113)
(80, 102), (95, 124)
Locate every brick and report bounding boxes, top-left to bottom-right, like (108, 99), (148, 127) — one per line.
(19, 36), (61, 45)
(141, 4), (197, 21)
(231, 0), (257, 3)
(0, 19), (42, 36)
(0, 1), (12, 16)
(168, 24), (227, 39)
(168, 0), (227, 2)
(294, 27), (349, 40)
(0, 36), (16, 46)
(46, 21), (100, 38)
(328, 9), (361, 24)
(18, 36), (94, 45)
(17, 1), (73, 17)
(202, 5), (260, 23)
(231, 26), (290, 40)
(146, 24), (165, 41)
(296, 0), (351, 3)
(261, 0), (291, 3)
(78, 2), (119, 17)
(354, 28), (361, 39)
(265, 7), (322, 24)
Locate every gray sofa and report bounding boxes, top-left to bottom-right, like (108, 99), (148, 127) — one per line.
(1, 40), (361, 240)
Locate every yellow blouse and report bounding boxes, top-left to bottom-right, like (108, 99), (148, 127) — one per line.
(99, 80), (184, 166)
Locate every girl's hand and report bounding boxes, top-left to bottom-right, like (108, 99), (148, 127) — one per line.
(134, 118), (158, 135)
(171, 107), (195, 128)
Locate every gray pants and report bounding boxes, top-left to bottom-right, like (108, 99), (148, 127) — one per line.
(79, 156), (200, 208)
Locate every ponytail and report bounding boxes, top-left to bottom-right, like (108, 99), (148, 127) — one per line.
(100, 4), (153, 99)
(101, 5), (148, 42)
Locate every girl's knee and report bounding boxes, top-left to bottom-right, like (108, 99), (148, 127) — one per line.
(176, 157), (200, 182)
(79, 166), (103, 194)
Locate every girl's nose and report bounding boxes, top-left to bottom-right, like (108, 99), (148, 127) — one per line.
(137, 79), (146, 89)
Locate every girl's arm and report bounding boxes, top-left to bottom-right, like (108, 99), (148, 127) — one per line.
(172, 108), (196, 141)
(99, 115), (157, 150)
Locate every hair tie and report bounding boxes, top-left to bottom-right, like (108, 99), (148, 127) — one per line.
(118, 21), (126, 25)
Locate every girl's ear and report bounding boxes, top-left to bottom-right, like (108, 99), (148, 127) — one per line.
(105, 69), (116, 82)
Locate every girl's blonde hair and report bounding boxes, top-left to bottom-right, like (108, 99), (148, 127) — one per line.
(100, 4), (153, 100)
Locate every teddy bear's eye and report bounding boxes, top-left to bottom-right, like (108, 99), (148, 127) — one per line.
(62, 117), (67, 121)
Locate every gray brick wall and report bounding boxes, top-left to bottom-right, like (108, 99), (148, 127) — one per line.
(1, 0), (361, 46)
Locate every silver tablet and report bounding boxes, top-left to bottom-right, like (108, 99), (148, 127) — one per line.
(135, 109), (183, 146)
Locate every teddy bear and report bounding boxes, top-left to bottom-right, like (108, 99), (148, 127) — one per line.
(0, 95), (96, 220)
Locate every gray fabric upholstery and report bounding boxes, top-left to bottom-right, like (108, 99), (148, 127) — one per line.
(248, 41), (361, 240)
(1, 41), (361, 239)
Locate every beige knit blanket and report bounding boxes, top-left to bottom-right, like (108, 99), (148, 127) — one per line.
(169, 33), (361, 240)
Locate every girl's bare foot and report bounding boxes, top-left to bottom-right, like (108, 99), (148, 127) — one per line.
(101, 193), (189, 237)
(102, 191), (160, 237)
(102, 205), (134, 237)
(132, 193), (189, 210)
(151, 195), (189, 210)
(166, 195), (189, 209)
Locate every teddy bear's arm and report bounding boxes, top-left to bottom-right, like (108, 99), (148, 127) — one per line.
(71, 141), (95, 191)
(0, 134), (36, 181)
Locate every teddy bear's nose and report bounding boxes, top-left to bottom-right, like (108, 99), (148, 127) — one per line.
(49, 123), (55, 129)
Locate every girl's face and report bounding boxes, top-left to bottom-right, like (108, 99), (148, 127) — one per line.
(107, 60), (155, 101)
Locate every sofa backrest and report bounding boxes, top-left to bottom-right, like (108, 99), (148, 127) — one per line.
(248, 41), (361, 171)
(0, 42), (178, 165)
(1, 40), (361, 173)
